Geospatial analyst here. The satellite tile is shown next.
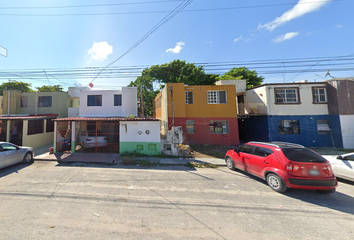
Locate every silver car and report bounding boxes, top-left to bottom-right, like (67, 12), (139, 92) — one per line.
(78, 130), (108, 148)
(325, 153), (354, 182)
(0, 142), (34, 169)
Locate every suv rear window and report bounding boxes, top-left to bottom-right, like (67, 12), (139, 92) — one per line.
(282, 148), (326, 163)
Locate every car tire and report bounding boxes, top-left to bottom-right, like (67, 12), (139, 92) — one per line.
(23, 152), (33, 164)
(266, 173), (287, 193)
(317, 189), (336, 194)
(225, 157), (236, 170)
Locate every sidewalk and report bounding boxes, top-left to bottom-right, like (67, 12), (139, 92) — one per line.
(34, 144), (226, 166)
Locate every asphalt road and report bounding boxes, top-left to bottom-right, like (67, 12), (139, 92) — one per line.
(0, 161), (353, 240)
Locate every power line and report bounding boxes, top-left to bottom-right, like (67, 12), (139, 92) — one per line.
(88, 0), (193, 86)
(0, 0), (342, 17)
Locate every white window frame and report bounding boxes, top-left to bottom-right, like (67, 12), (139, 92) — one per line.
(185, 91), (193, 104)
(313, 87), (327, 103)
(207, 91), (227, 104)
(275, 88), (299, 103)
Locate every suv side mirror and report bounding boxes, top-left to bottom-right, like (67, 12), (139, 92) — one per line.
(234, 146), (240, 153)
(337, 155), (343, 160)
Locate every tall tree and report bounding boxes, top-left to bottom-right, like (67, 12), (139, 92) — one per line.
(0, 80), (33, 95)
(36, 85), (64, 92)
(127, 75), (160, 117)
(218, 67), (264, 89)
(128, 60), (218, 116)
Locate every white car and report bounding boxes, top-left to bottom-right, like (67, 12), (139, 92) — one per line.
(78, 130), (108, 148)
(0, 142), (34, 169)
(325, 153), (354, 182)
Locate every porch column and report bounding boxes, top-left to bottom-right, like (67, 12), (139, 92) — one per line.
(71, 121), (76, 153)
(53, 121), (57, 153)
(22, 120), (28, 146)
(6, 120), (11, 142)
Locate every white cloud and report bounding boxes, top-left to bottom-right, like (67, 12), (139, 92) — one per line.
(205, 41), (212, 44)
(233, 36), (242, 42)
(259, 0), (332, 31)
(336, 24), (343, 29)
(87, 41), (113, 60)
(273, 32), (299, 42)
(166, 42), (185, 54)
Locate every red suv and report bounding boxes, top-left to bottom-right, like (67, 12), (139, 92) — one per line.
(225, 141), (337, 193)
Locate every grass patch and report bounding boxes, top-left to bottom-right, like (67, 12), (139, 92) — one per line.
(190, 145), (233, 158)
(185, 161), (218, 168)
(135, 160), (160, 167)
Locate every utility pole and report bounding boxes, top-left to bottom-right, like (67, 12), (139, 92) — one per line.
(140, 86), (145, 117)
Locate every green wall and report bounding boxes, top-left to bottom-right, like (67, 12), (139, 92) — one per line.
(120, 142), (161, 155)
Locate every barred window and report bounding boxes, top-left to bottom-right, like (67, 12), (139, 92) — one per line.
(207, 91), (227, 104)
(114, 94), (122, 106)
(278, 120), (300, 134)
(317, 120), (330, 134)
(21, 97), (28, 108)
(209, 120), (229, 134)
(185, 91), (194, 104)
(186, 120), (195, 134)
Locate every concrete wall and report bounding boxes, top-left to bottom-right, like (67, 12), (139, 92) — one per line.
(79, 88), (137, 117)
(3, 90), (21, 115)
(21, 119), (54, 149)
(119, 121), (161, 155)
(215, 79), (246, 94)
(265, 84), (329, 115)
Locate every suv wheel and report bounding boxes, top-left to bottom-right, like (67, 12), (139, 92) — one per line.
(225, 157), (236, 170)
(266, 173), (287, 193)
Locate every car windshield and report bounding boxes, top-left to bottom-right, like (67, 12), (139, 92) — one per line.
(282, 148), (326, 163)
(87, 131), (104, 136)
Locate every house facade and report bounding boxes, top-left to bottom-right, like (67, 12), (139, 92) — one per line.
(238, 82), (343, 148)
(53, 87), (161, 155)
(0, 90), (67, 149)
(154, 83), (239, 146)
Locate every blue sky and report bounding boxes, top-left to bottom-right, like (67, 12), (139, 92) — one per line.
(0, 0), (353, 90)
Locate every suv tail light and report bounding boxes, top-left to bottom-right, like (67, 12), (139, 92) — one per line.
(86, 139), (92, 142)
(286, 164), (301, 172)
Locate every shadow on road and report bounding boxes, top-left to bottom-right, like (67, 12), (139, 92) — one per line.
(0, 162), (33, 178)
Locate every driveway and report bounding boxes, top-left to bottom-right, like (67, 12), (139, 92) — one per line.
(0, 161), (354, 240)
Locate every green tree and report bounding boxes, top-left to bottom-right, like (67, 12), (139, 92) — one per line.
(218, 67), (264, 89)
(144, 59), (218, 86)
(0, 80), (33, 95)
(128, 60), (218, 116)
(128, 75), (160, 117)
(36, 85), (64, 92)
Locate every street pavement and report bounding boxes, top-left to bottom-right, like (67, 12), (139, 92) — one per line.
(33, 144), (348, 166)
(0, 161), (353, 240)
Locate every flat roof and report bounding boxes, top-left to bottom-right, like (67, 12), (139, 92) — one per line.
(53, 117), (159, 122)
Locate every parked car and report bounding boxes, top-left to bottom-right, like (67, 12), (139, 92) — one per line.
(225, 141), (337, 193)
(324, 153), (354, 182)
(78, 130), (108, 148)
(0, 142), (34, 169)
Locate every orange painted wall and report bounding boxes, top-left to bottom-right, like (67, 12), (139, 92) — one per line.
(154, 92), (163, 119)
(166, 83), (237, 118)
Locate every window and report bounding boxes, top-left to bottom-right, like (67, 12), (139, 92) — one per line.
(313, 87), (327, 103)
(114, 94), (122, 106)
(46, 118), (55, 132)
(148, 144), (157, 150)
(208, 91), (227, 104)
(136, 145), (143, 150)
(21, 97), (28, 108)
(87, 95), (102, 106)
(209, 120), (229, 134)
(185, 91), (194, 104)
(1, 143), (18, 151)
(28, 119), (44, 135)
(278, 120), (300, 134)
(69, 100), (73, 108)
(238, 145), (253, 154)
(38, 96), (52, 107)
(254, 147), (273, 157)
(282, 148), (326, 163)
(186, 120), (195, 134)
(275, 88), (299, 104)
(317, 120), (330, 134)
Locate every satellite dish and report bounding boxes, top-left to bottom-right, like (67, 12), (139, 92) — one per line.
(89, 83), (93, 88)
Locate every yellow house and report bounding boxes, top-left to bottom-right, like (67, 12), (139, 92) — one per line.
(154, 83), (239, 146)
